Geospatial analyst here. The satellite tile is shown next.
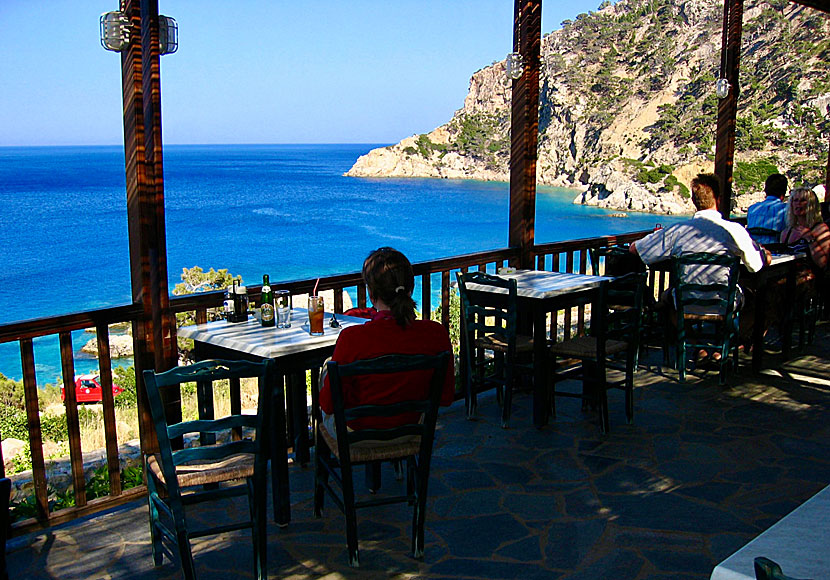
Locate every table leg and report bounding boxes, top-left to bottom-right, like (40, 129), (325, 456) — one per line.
(781, 263), (795, 360)
(532, 306), (549, 428)
(270, 374), (291, 526)
(751, 278), (768, 374)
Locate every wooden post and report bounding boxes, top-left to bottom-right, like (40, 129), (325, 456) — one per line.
(508, 0), (542, 269)
(121, 0), (178, 455)
(714, 0), (744, 219)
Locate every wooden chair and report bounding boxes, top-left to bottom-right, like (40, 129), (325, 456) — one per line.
(142, 359), (274, 580)
(313, 351), (450, 567)
(548, 272), (646, 434)
(1, 477), (9, 580)
(754, 557), (809, 580)
(670, 252), (741, 385)
(456, 271), (534, 428)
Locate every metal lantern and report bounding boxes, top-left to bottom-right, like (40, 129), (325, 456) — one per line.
(100, 11), (130, 52)
(715, 78), (731, 99)
(505, 52), (524, 81)
(158, 15), (178, 55)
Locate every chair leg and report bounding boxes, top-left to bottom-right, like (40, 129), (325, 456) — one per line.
(365, 462), (381, 494)
(249, 476), (267, 580)
(411, 455), (431, 560)
(625, 351), (635, 424)
(174, 524), (196, 580)
(313, 445), (329, 518)
(146, 477), (164, 567)
(465, 359), (478, 420)
(501, 364), (513, 429)
(340, 462), (360, 567)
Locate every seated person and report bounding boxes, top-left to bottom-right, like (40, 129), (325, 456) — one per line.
(630, 174), (769, 355)
(780, 187), (830, 270)
(319, 247), (455, 433)
(747, 173), (788, 245)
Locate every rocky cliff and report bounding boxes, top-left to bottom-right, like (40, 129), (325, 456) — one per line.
(347, 0), (830, 215)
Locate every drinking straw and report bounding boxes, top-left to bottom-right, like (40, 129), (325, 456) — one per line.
(313, 278), (320, 296)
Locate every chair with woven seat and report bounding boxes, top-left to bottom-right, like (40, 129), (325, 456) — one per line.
(312, 351), (450, 567)
(456, 271), (534, 428)
(548, 271), (646, 434)
(670, 252), (741, 385)
(142, 359), (274, 580)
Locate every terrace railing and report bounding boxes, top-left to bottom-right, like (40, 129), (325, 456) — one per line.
(0, 230), (654, 535)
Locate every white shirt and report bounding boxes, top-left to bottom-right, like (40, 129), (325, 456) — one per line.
(635, 209), (764, 273)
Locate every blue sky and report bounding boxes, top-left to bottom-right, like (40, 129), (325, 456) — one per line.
(0, 1), (603, 146)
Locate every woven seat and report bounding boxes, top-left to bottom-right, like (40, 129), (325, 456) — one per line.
(549, 272), (646, 434)
(549, 336), (628, 358)
(457, 271), (534, 428)
(147, 452), (255, 488)
(313, 352), (450, 567)
(143, 359), (274, 580)
(475, 332), (534, 353)
(318, 423), (420, 462)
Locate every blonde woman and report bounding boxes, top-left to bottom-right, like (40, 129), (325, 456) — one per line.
(781, 187), (830, 269)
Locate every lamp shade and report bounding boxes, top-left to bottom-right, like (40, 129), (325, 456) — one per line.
(505, 52), (524, 81)
(158, 16), (178, 55)
(100, 11), (130, 52)
(715, 78), (731, 99)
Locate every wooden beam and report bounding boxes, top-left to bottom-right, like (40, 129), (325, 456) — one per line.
(791, 0), (830, 13)
(508, 0), (542, 269)
(120, 0), (178, 455)
(714, 0), (744, 219)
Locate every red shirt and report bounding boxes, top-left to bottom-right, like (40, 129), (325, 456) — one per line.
(319, 310), (455, 429)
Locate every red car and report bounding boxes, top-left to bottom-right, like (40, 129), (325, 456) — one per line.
(61, 374), (124, 403)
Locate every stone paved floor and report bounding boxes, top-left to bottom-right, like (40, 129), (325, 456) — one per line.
(7, 328), (830, 579)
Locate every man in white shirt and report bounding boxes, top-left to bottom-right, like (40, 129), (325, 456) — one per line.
(631, 173), (768, 280)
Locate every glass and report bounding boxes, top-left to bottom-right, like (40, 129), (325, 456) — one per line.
(275, 290), (291, 328)
(308, 296), (324, 336)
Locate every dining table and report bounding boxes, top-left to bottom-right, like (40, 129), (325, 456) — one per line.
(710, 483), (830, 580)
(177, 308), (369, 526)
(463, 269), (611, 428)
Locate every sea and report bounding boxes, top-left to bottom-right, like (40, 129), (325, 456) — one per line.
(0, 144), (685, 383)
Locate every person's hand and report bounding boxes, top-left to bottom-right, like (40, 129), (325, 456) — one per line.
(763, 248), (772, 266)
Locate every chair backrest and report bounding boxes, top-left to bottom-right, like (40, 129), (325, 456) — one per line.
(589, 245), (646, 277)
(456, 271), (519, 355)
(142, 359), (274, 497)
(324, 352), (451, 457)
(747, 226), (781, 245)
(591, 272), (647, 352)
(671, 252), (740, 319)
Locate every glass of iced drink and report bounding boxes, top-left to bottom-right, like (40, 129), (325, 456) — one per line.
(308, 296), (324, 336)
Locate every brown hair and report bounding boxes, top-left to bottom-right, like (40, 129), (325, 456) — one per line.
(787, 187), (822, 229)
(765, 173), (788, 199)
(362, 247), (416, 327)
(691, 173), (720, 211)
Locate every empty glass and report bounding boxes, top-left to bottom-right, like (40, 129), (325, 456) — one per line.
(275, 290), (291, 328)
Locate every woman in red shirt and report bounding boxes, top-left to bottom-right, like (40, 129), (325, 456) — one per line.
(318, 247), (455, 431)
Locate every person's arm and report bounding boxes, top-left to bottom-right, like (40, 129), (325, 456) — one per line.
(808, 223), (830, 269)
(629, 242), (639, 257)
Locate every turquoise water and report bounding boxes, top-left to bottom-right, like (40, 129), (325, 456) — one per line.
(0, 144), (684, 382)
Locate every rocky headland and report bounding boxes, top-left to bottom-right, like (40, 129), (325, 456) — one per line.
(346, 0), (829, 215)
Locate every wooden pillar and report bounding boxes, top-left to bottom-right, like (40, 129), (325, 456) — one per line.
(714, 0), (744, 219)
(508, 0), (542, 269)
(121, 0), (178, 454)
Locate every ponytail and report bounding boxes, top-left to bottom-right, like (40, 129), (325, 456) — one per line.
(362, 247), (416, 327)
